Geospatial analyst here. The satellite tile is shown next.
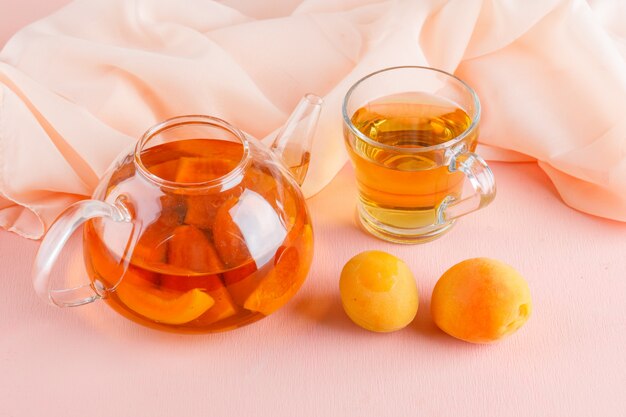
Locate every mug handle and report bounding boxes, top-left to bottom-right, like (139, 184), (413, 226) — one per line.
(437, 148), (496, 224)
(32, 198), (132, 307)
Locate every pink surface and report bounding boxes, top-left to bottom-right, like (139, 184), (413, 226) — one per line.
(1, 162), (625, 416)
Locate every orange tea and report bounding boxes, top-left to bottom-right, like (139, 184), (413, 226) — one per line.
(84, 139), (313, 333)
(345, 92), (476, 237)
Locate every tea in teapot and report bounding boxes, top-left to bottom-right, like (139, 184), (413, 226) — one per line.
(33, 95), (322, 333)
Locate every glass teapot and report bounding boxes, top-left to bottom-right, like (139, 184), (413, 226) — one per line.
(33, 94), (322, 333)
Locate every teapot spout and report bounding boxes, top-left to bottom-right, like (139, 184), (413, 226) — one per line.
(270, 93), (323, 186)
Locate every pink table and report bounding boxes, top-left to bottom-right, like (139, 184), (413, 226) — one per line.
(1, 2), (625, 416)
(1, 162), (625, 416)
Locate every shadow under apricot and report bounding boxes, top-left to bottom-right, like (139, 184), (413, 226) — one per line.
(410, 294), (460, 345)
(290, 292), (369, 335)
(291, 289), (478, 346)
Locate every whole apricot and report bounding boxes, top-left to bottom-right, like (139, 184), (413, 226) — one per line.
(431, 258), (532, 343)
(339, 251), (418, 332)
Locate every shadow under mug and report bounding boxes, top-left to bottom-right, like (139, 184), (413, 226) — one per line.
(342, 66), (496, 244)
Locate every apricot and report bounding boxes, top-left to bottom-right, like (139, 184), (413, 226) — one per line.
(167, 225), (224, 273)
(214, 188), (298, 265)
(115, 266), (215, 325)
(226, 224), (313, 315)
(245, 165), (297, 228)
(431, 258), (532, 343)
(175, 157), (233, 184)
(240, 246), (300, 315)
(160, 273), (239, 325)
(147, 159), (179, 182)
(212, 197), (252, 267)
(222, 260), (258, 286)
(118, 286), (215, 325)
(175, 157), (239, 230)
(158, 194), (186, 226)
(194, 286), (239, 325)
(130, 221), (171, 274)
(183, 195), (220, 230)
(339, 251), (418, 332)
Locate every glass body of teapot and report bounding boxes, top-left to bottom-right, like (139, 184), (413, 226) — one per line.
(33, 95), (322, 333)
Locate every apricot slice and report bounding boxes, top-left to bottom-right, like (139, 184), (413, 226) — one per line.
(183, 195), (221, 230)
(158, 194), (186, 226)
(224, 262), (269, 306)
(223, 260), (257, 286)
(129, 221), (170, 279)
(160, 274), (239, 325)
(212, 197), (252, 267)
(115, 267), (215, 325)
(226, 248), (299, 315)
(175, 157), (233, 184)
(241, 246), (301, 315)
(175, 157), (238, 230)
(339, 251), (418, 332)
(246, 163), (278, 194)
(245, 165), (298, 228)
(431, 258), (532, 343)
(195, 286), (239, 325)
(226, 224), (313, 315)
(168, 225), (224, 273)
(147, 159), (179, 182)
(164, 227), (239, 326)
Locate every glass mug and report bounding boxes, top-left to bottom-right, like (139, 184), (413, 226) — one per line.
(342, 66), (496, 243)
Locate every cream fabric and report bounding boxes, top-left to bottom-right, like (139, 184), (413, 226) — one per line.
(1, 0), (624, 238)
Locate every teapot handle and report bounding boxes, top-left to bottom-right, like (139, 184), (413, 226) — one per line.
(32, 199), (132, 307)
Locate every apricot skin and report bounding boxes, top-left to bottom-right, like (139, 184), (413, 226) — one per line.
(431, 258), (532, 344)
(339, 251), (418, 333)
(114, 267), (215, 325)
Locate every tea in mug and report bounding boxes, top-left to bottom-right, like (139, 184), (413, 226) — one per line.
(345, 92), (476, 231)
